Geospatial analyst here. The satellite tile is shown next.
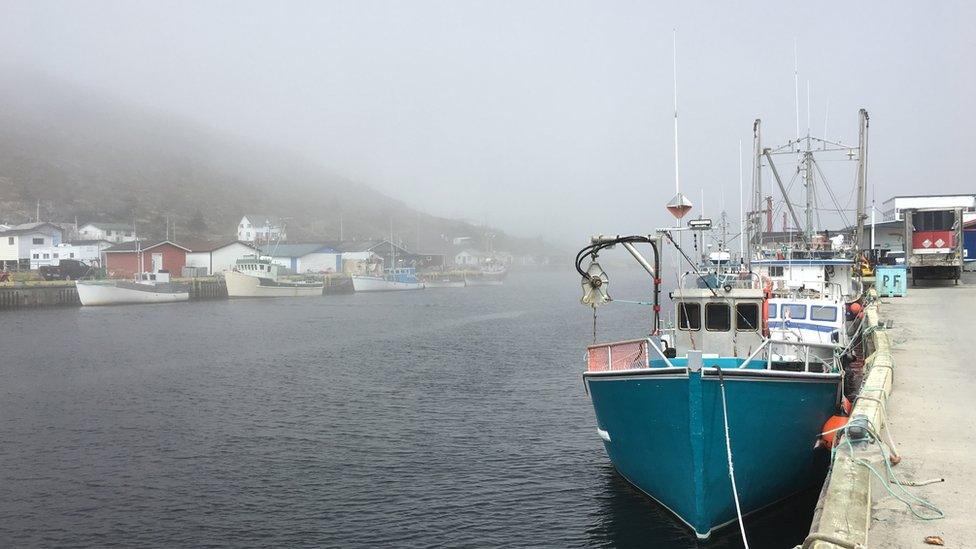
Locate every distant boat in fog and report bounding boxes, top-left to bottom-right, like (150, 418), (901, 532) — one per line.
(465, 265), (507, 286)
(352, 267), (425, 292)
(224, 255), (323, 297)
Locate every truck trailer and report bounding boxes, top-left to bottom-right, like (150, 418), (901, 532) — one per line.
(903, 207), (964, 284)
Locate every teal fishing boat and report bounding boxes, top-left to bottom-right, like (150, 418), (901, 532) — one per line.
(578, 234), (843, 540)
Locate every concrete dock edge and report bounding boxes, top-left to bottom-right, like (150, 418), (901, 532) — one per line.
(803, 288), (892, 549)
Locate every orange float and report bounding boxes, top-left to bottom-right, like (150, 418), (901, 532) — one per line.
(820, 415), (849, 449)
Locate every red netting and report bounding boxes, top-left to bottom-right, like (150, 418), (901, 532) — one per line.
(587, 339), (650, 372)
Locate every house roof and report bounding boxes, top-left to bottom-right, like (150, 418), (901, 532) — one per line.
(184, 239), (261, 253)
(241, 214), (282, 225)
(81, 222), (134, 231)
(0, 222), (65, 236)
(104, 240), (191, 253)
(885, 194), (976, 201)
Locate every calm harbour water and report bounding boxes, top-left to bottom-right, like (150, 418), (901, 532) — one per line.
(0, 270), (820, 548)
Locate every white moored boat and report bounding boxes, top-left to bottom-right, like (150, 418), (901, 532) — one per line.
(464, 265), (507, 286)
(352, 267), (425, 292)
(76, 271), (189, 306)
(224, 255), (323, 297)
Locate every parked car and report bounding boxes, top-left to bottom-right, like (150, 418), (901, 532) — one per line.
(38, 259), (94, 281)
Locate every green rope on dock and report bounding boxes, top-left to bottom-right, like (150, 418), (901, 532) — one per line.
(833, 421), (945, 522)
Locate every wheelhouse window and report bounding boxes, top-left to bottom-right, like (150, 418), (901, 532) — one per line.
(768, 266), (784, 277)
(735, 303), (759, 331)
(705, 303), (731, 331)
(677, 302), (701, 331)
(810, 305), (837, 322)
(767, 303), (777, 319)
(783, 304), (807, 320)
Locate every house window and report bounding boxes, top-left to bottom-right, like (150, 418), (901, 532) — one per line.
(705, 303), (731, 331)
(677, 302), (701, 331)
(769, 266), (784, 277)
(70, 253), (75, 258)
(735, 303), (759, 331)
(43, 253), (50, 259)
(7, 237), (13, 245)
(32, 253), (39, 259)
(810, 306), (837, 322)
(53, 253), (59, 258)
(33, 237), (44, 245)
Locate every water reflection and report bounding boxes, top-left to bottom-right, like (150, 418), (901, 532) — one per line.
(585, 460), (828, 549)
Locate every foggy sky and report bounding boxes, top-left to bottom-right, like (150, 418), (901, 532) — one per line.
(1, 0), (973, 245)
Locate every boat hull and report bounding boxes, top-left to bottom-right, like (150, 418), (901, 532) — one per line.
(224, 270), (323, 298)
(351, 276), (425, 292)
(584, 365), (840, 539)
(76, 281), (189, 306)
(464, 272), (506, 286)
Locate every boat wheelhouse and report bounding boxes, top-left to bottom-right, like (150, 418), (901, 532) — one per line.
(752, 257), (858, 302)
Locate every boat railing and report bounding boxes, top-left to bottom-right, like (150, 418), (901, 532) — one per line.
(739, 337), (840, 373)
(586, 337), (675, 372)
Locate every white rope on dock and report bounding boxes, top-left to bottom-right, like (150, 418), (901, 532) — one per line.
(717, 368), (750, 549)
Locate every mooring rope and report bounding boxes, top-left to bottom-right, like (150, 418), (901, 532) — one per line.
(716, 368), (750, 549)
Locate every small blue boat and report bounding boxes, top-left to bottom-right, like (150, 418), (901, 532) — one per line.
(578, 236), (843, 540)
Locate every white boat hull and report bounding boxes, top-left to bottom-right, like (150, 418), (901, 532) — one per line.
(76, 281), (189, 306)
(352, 276), (425, 292)
(224, 270), (323, 298)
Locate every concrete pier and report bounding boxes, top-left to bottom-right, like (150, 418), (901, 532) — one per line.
(866, 278), (976, 546)
(806, 276), (976, 548)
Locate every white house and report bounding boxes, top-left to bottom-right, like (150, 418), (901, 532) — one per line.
(257, 243), (341, 273)
(0, 222), (65, 269)
(881, 194), (976, 221)
(237, 214), (286, 243)
(29, 240), (110, 269)
(185, 240), (262, 275)
(454, 249), (485, 266)
(78, 222), (138, 243)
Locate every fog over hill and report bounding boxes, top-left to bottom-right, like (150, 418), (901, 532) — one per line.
(0, 71), (549, 256)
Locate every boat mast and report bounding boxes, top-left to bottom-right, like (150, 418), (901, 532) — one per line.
(854, 109), (870, 257)
(739, 139), (745, 262)
(748, 119), (766, 267)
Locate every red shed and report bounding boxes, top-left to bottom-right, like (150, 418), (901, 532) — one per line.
(103, 240), (190, 278)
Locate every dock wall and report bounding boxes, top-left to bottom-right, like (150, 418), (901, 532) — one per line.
(0, 284), (80, 310)
(804, 289), (893, 549)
